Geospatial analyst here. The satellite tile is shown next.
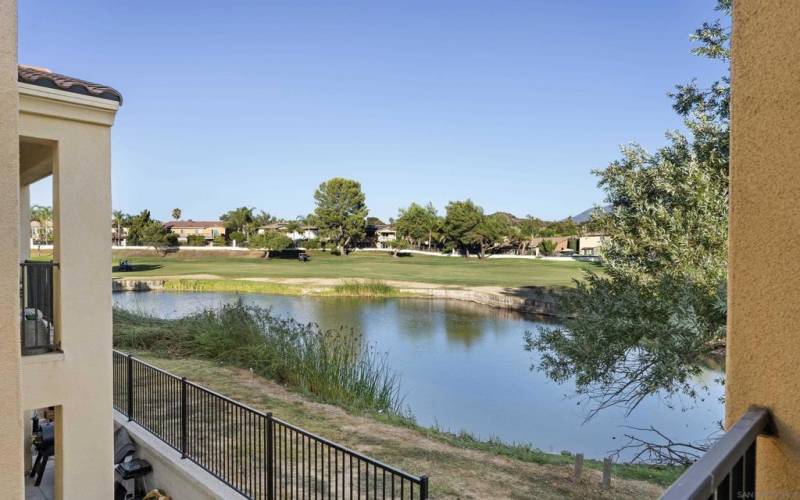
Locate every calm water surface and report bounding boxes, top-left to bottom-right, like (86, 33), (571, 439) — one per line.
(113, 291), (724, 459)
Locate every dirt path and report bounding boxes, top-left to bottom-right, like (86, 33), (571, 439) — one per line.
(139, 355), (662, 499)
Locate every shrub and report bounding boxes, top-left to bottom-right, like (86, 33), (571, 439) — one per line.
(303, 239), (320, 250)
(113, 303), (403, 413)
(165, 233), (179, 247)
(229, 231), (245, 245)
(250, 231), (293, 257)
(186, 234), (206, 246)
(538, 239), (556, 256)
(212, 235), (227, 246)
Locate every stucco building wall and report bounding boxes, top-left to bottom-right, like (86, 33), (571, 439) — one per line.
(727, 0), (800, 493)
(17, 87), (118, 499)
(0, 0), (24, 498)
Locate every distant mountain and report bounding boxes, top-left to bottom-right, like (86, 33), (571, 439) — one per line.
(569, 205), (610, 224)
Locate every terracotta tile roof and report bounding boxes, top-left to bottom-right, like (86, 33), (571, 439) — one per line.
(164, 220), (225, 229)
(18, 65), (123, 104)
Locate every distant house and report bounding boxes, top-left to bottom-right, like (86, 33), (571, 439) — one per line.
(529, 236), (571, 256)
(111, 226), (129, 246)
(258, 222), (319, 242)
(29, 220), (52, 245)
(363, 219), (396, 248)
(577, 232), (607, 256)
(375, 225), (397, 249)
(164, 220), (226, 243)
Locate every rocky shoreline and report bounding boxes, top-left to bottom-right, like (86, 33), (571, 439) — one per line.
(113, 277), (564, 317)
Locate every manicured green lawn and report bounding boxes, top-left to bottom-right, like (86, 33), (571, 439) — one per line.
(111, 251), (597, 288)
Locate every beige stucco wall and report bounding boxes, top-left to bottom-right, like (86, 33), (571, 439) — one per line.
(19, 185), (30, 258)
(727, 0), (800, 493)
(17, 87), (118, 498)
(0, 0), (24, 498)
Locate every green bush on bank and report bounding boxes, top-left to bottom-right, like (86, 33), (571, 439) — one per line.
(113, 302), (403, 414)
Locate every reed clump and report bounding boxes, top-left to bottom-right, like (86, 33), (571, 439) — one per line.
(328, 280), (399, 297)
(113, 302), (403, 414)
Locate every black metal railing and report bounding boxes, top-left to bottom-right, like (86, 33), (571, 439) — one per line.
(661, 406), (773, 500)
(113, 351), (429, 499)
(20, 261), (58, 355)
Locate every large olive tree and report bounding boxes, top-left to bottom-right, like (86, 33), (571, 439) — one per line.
(528, 0), (731, 417)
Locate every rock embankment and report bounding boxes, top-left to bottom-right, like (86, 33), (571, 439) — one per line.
(395, 285), (562, 316)
(113, 278), (165, 292)
(112, 278), (564, 316)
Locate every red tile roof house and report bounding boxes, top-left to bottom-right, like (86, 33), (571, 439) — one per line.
(163, 220), (226, 243)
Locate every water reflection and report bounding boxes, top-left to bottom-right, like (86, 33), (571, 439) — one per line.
(114, 291), (724, 459)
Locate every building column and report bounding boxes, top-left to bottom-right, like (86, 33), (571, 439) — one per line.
(51, 127), (114, 499)
(0, 0), (24, 498)
(728, 0), (800, 494)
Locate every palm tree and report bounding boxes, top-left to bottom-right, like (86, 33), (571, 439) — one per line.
(31, 205), (52, 251)
(221, 207), (256, 240)
(171, 208), (182, 221)
(112, 210), (126, 246)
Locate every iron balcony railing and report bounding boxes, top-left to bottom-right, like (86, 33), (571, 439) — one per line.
(661, 406), (773, 500)
(20, 261), (58, 355)
(113, 350), (429, 499)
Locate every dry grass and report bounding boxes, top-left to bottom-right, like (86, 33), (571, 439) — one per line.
(135, 353), (664, 500)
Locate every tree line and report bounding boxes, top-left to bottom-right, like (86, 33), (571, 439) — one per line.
(107, 177), (595, 256)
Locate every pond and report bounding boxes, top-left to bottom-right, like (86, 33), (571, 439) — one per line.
(113, 291), (724, 460)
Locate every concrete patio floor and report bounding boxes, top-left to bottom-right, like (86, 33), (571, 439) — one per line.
(25, 459), (54, 500)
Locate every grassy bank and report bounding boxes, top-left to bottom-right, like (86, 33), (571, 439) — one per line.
(109, 250), (596, 288)
(162, 277), (404, 297)
(164, 278), (305, 295)
(377, 413), (683, 488)
(113, 303), (402, 413)
(128, 354), (672, 498)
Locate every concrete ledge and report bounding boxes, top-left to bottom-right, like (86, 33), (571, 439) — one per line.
(21, 351), (65, 366)
(113, 410), (247, 500)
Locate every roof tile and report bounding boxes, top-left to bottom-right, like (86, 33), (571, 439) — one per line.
(18, 65), (123, 104)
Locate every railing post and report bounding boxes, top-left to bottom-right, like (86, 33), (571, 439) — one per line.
(266, 412), (274, 500)
(181, 377), (187, 458)
(126, 354), (134, 421)
(419, 475), (429, 499)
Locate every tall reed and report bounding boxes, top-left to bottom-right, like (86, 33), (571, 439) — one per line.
(113, 302), (403, 414)
(328, 279), (399, 297)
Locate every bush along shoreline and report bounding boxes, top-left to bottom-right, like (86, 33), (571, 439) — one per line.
(113, 302), (403, 413)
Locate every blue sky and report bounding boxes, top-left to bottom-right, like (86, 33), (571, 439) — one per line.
(20, 1), (726, 222)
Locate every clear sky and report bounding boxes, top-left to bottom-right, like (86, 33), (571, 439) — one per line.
(20, 1), (726, 222)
